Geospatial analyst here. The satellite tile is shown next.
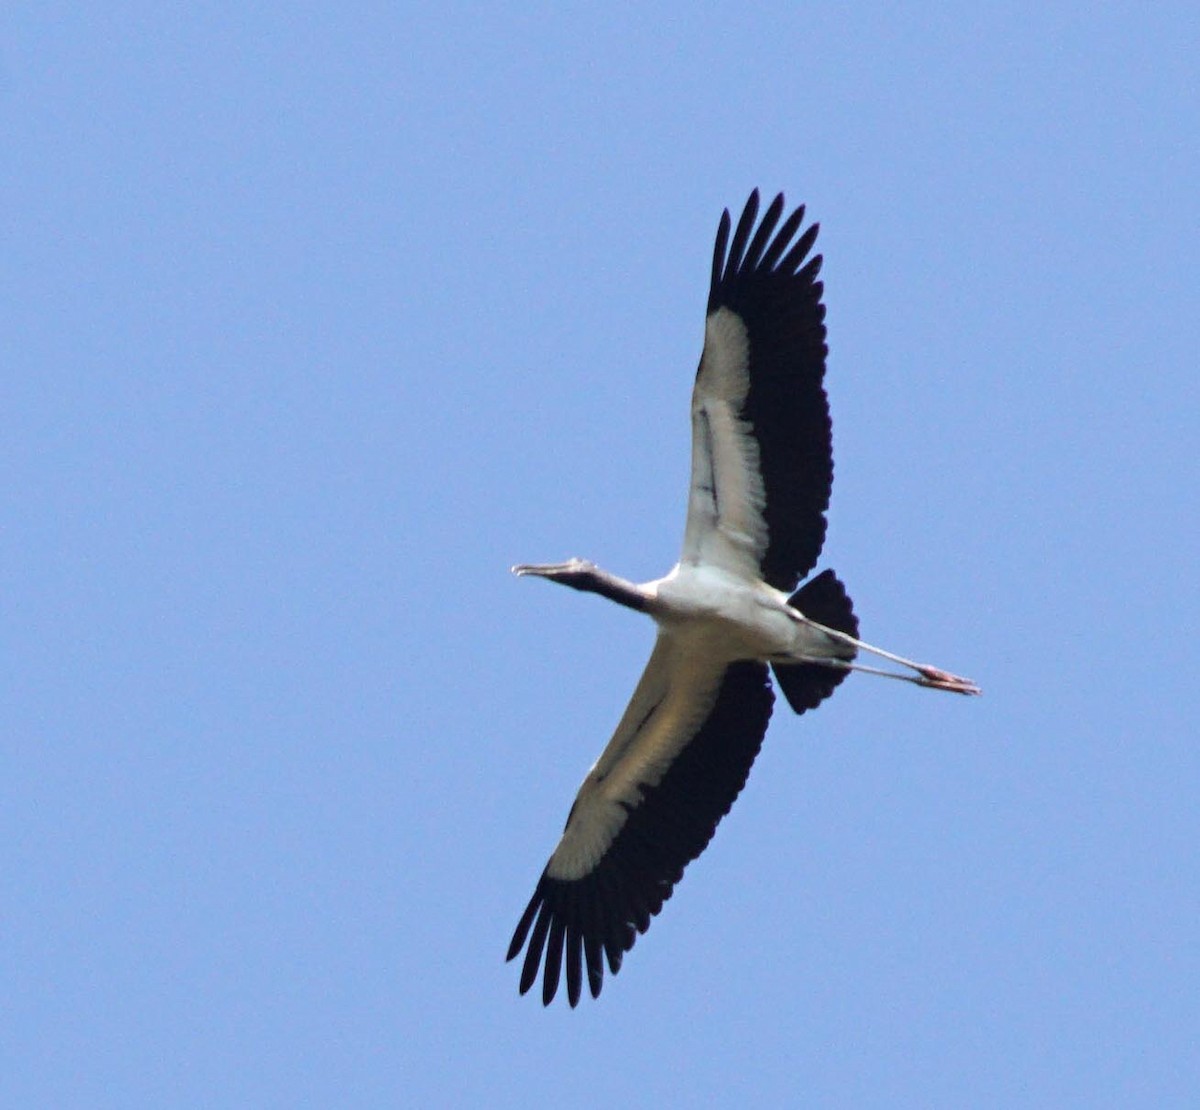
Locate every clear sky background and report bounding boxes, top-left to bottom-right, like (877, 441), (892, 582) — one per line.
(4, 5), (1197, 1107)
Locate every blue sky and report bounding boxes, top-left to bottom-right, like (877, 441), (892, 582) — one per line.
(4, 4), (1197, 1106)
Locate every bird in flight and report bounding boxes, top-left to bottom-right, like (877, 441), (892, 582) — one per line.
(507, 191), (979, 1007)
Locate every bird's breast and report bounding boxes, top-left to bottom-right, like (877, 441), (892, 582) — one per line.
(649, 564), (796, 660)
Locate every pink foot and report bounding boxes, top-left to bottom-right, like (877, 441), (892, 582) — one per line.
(916, 666), (982, 696)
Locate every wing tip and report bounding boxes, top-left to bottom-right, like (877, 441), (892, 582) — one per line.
(508, 872), (620, 1007)
(708, 190), (820, 310)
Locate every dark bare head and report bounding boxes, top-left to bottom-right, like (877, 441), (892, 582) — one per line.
(512, 559), (650, 613)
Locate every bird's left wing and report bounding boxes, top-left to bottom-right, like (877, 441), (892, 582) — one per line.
(507, 634), (774, 1006)
(682, 191), (832, 592)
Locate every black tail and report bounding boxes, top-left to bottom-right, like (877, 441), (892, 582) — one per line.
(771, 569), (859, 715)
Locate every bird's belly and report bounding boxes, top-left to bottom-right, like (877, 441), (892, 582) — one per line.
(652, 567), (797, 660)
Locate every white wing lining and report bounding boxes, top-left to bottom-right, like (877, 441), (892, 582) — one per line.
(546, 633), (729, 881)
(681, 307), (769, 581)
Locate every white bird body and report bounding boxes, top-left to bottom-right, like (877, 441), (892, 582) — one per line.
(507, 192), (979, 1006)
(652, 563), (833, 658)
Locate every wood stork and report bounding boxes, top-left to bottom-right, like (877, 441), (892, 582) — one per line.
(507, 191), (979, 1007)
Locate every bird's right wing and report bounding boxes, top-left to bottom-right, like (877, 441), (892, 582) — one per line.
(507, 633), (774, 1006)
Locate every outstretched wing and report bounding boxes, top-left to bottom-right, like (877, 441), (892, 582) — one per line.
(507, 636), (774, 1006)
(682, 190), (832, 592)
